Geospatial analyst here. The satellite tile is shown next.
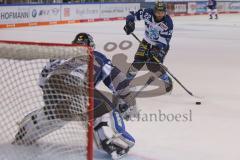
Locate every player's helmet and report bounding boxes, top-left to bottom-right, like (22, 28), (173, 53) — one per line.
(154, 1), (167, 13)
(72, 33), (95, 49)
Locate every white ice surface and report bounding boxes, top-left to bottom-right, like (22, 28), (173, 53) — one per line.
(1, 14), (240, 160)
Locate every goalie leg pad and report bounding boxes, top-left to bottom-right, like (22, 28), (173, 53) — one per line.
(94, 110), (135, 159)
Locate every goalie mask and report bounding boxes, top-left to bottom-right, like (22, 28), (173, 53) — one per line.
(72, 33), (95, 49)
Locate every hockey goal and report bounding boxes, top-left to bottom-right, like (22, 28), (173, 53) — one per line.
(0, 40), (94, 160)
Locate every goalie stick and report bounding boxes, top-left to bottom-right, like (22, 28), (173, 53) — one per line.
(131, 33), (202, 99)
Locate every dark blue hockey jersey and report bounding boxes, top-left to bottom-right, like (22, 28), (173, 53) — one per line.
(208, 0), (217, 9)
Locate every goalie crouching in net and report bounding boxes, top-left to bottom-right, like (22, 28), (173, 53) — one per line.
(13, 33), (137, 159)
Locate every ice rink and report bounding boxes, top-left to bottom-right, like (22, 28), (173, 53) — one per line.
(1, 14), (240, 160)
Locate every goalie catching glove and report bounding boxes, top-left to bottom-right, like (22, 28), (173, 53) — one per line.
(114, 96), (139, 121)
(114, 85), (139, 121)
(94, 110), (135, 160)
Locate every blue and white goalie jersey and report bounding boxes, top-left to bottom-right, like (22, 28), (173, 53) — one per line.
(127, 8), (173, 49)
(39, 51), (132, 100)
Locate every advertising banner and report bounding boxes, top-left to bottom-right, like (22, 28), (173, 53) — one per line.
(0, 3), (139, 26)
(99, 3), (140, 18)
(227, 2), (240, 12)
(195, 1), (208, 14)
(61, 4), (100, 20)
(0, 6), (30, 24)
(1, 2), (239, 28)
(188, 2), (197, 14)
(217, 2), (228, 13)
(166, 2), (175, 15)
(29, 5), (61, 22)
(174, 2), (188, 14)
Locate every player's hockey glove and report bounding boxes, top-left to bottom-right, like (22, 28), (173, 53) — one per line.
(124, 20), (135, 35)
(148, 44), (168, 63)
(94, 110), (135, 160)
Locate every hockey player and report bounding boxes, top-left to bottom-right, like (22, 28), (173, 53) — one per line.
(13, 33), (137, 159)
(207, 0), (218, 19)
(124, 1), (173, 95)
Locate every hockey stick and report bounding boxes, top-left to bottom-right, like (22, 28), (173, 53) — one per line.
(132, 75), (155, 97)
(131, 33), (201, 98)
(114, 75), (155, 108)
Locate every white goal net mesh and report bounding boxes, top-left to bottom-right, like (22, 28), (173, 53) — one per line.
(0, 41), (93, 160)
